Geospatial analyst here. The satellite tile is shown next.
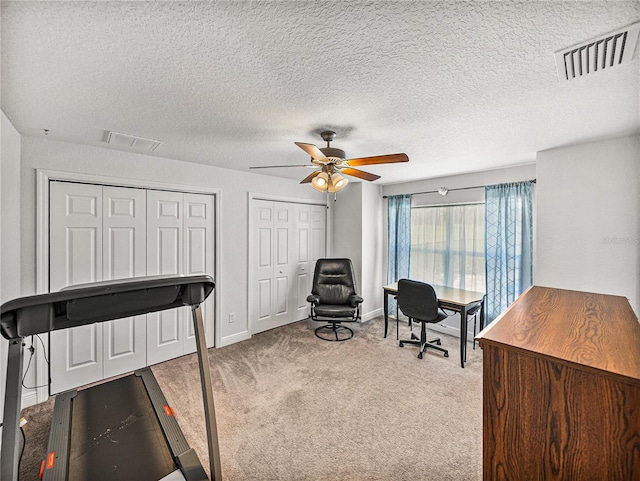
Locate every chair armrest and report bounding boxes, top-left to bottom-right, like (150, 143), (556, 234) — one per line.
(349, 295), (364, 307)
(307, 294), (320, 304)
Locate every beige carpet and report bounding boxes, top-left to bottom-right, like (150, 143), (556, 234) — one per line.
(19, 316), (483, 480)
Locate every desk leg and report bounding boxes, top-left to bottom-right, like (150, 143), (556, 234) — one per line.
(383, 291), (389, 338)
(460, 306), (467, 368)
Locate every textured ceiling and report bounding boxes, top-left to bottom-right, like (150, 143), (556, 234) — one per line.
(2, 1), (639, 185)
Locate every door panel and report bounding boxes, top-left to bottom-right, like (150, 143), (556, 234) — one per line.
(294, 205), (311, 320)
(102, 186), (147, 378)
(183, 193), (215, 350)
(273, 203), (294, 328)
(50, 182), (104, 393)
(147, 190), (184, 365)
(253, 201), (276, 333)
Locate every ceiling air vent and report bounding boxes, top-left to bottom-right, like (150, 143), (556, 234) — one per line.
(555, 21), (640, 81)
(106, 131), (162, 152)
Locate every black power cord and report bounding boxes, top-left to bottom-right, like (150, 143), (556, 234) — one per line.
(0, 421), (28, 480)
(21, 335), (50, 390)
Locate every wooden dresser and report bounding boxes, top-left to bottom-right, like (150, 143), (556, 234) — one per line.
(476, 286), (640, 480)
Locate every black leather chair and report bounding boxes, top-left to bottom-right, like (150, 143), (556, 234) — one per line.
(397, 279), (449, 359)
(307, 258), (363, 341)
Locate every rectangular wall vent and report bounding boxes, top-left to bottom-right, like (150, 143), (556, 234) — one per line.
(106, 131), (162, 152)
(555, 21), (640, 81)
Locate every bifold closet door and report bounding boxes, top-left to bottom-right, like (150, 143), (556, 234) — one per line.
(292, 204), (326, 321)
(49, 183), (214, 393)
(183, 193), (215, 350)
(252, 201), (295, 334)
(49, 182), (147, 394)
(146, 190), (215, 365)
(102, 186), (148, 378)
(252, 200), (326, 334)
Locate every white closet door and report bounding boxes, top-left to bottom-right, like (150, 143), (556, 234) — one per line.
(146, 190), (185, 365)
(253, 200), (276, 333)
(102, 186), (147, 378)
(293, 204), (312, 321)
(272, 202), (294, 329)
(251, 200), (325, 334)
(50, 182), (104, 394)
(183, 193), (215, 351)
(295, 204), (326, 322)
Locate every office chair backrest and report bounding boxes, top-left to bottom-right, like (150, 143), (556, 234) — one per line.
(312, 259), (358, 305)
(397, 279), (440, 322)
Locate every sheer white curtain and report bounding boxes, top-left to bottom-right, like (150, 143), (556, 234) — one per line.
(409, 203), (485, 292)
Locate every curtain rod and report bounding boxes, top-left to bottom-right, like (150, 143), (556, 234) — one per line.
(382, 179), (536, 199)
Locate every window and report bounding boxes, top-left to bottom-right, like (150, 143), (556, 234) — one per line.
(409, 203), (485, 292)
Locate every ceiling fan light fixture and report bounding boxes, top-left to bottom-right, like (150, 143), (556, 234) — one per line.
(311, 171), (329, 192)
(328, 173), (348, 193)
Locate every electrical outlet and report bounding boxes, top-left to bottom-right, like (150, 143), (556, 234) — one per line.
(229, 312), (236, 323)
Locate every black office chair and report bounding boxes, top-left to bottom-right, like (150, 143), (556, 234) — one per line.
(397, 279), (449, 359)
(307, 258), (363, 341)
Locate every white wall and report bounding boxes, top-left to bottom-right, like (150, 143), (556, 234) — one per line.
(536, 135), (640, 315)
(329, 182), (385, 320)
(19, 136), (325, 339)
(360, 183), (384, 319)
(330, 183), (364, 309)
(1, 111), (23, 440)
(1, 112), (22, 303)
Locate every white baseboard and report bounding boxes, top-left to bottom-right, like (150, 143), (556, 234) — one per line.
(218, 330), (251, 347)
(361, 308), (382, 322)
(21, 390), (39, 411)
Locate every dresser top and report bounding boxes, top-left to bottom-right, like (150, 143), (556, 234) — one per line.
(476, 286), (640, 383)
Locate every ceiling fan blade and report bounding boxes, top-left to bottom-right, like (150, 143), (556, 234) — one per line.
(345, 153), (409, 166)
(250, 164), (314, 169)
(295, 142), (328, 161)
(340, 167), (381, 182)
(300, 170), (321, 184)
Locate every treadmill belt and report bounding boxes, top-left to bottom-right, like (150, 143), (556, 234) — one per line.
(68, 374), (176, 481)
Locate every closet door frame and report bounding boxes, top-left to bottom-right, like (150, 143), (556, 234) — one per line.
(35, 169), (221, 404)
(247, 192), (330, 337)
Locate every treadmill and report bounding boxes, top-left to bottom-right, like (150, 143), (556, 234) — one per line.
(1, 275), (222, 481)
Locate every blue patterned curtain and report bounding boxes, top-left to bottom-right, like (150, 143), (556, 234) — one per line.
(485, 182), (533, 323)
(387, 195), (412, 313)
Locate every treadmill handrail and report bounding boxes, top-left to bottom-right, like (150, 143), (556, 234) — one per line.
(0, 274), (214, 340)
(1, 274), (220, 481)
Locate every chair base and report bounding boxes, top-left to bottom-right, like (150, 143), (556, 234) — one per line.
(399, 332), (449, 359)
(315, 323), (354, 342)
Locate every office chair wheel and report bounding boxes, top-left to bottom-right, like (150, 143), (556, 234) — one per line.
(444, 352), (449, 357)
(435, 340), (441, 345)
(399, 341), (404, 347)
(418, 352), (423, 359)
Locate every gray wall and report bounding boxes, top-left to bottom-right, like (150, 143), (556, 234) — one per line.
(536, 135), (640, 314)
